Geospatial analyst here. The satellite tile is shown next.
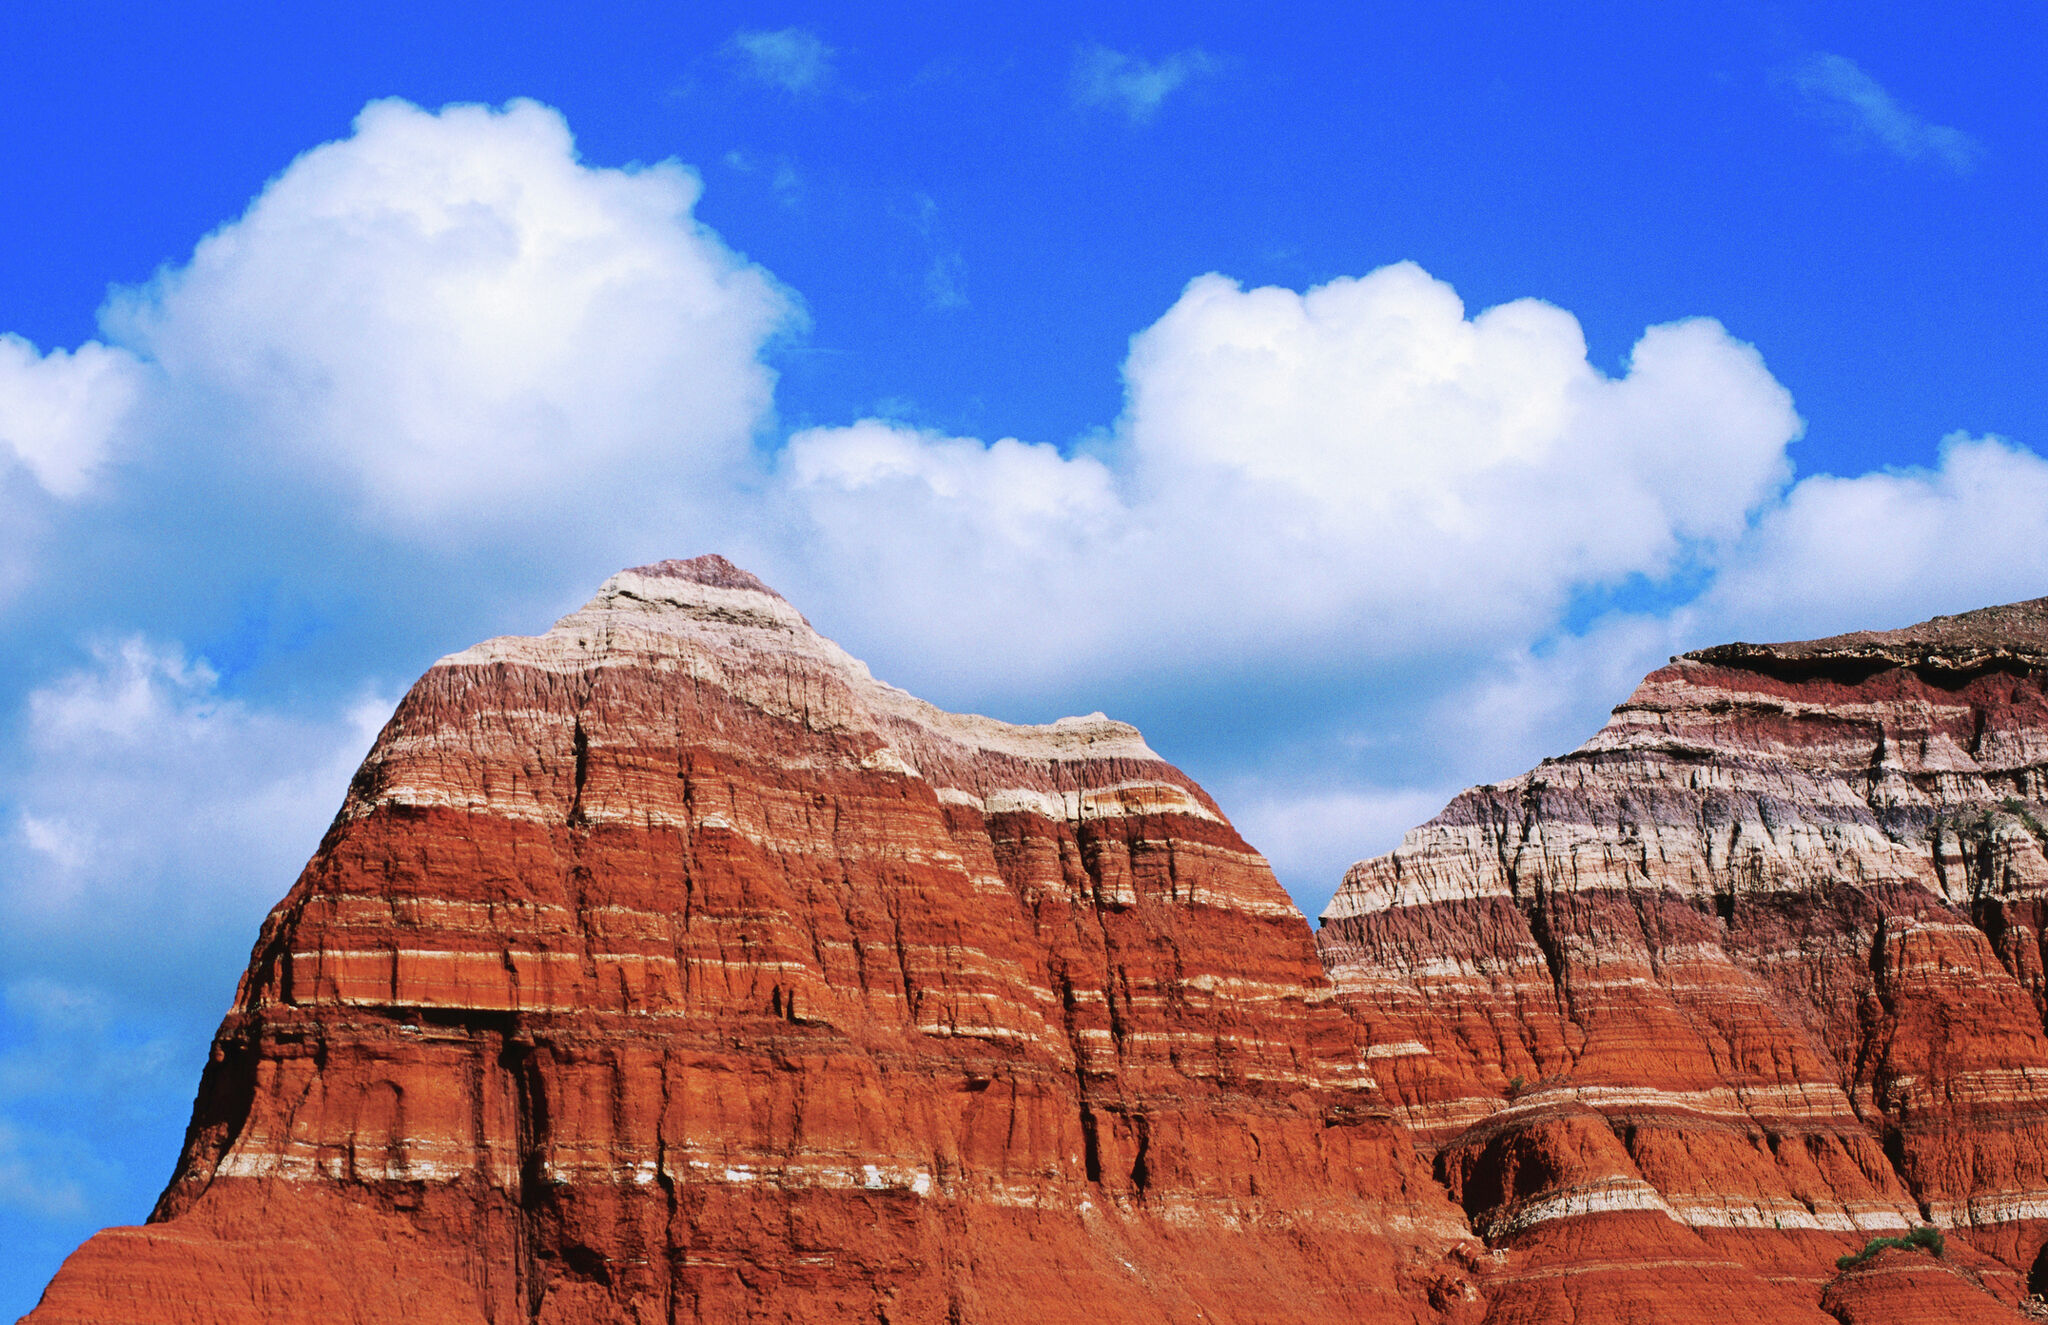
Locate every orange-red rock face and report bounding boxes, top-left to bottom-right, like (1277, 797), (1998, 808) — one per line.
(25, 557), (1479, 1325)
(1320, 602), (2048, 1321)
(30, 568), (2048, 1324)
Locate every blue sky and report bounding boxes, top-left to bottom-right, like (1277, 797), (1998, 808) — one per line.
(2, 2), (2043, 1313)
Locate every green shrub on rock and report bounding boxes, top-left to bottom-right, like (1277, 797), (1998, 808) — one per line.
(1835, 1225), (1945, 1272)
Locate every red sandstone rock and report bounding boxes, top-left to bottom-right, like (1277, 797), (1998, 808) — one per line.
(24, 557), (1478, 1325)
(1320, 598), (2048, 1319)
(1821, 1246), (2021, 1324)
(31, 569), (2048, 1324)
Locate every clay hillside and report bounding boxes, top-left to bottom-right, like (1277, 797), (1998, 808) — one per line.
(22, 556), (2048, 1323)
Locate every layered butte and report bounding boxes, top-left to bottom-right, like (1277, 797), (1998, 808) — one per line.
(25, 557), (1478, 1325)
(28, 564), (2048, 1323)
(1320, 599), (2048, 1321)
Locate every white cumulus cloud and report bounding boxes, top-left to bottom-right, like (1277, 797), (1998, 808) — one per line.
(0, 335), (142, 498)
(1704, 433), (2048, 641)
(774, 261), (1801, 696)
(82, 98), (797, 538)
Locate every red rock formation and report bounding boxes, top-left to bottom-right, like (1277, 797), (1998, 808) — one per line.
(30, 566), (2048, 1323)
(1821, 1245), (2023, 1325)
(1320, 600), (2048, 1321)
(25, 557), (1479, 1325)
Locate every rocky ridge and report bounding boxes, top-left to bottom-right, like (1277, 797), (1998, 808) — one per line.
(23, 564), (2048, 1323)
(24, 557), (1477, 1325)
(1320, 596), (2048, 1320)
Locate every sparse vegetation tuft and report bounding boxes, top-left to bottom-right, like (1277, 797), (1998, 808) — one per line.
(1835, 1224), (1944, 1272)
(2004, 796), (2048, 842)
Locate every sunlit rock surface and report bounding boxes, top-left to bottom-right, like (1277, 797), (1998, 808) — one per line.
(30, 566), (2048, 1323)
(25, 557), (1480, 1325)
(1321, 597), (2048, 1321)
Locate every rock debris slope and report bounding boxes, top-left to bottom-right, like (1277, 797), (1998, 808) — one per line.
(25, 557), (1479, 1325)
(1320, 598), (2048, 1321)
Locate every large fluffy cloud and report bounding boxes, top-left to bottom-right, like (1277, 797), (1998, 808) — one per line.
(0, 100), (806, 1095)
(1123, 266), (1795, 600)
(776, 262), (1800, 695)
(31, 99), (797, 543)
(2, 93), (2042, 1003)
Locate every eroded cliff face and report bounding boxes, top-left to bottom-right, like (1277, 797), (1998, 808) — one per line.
(1320, 600), (2048, 1322)
(30, 568), (2048, 1324)
(25, 557), (1480, 1325)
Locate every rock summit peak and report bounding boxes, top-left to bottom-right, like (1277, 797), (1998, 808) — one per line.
(618, 552), (785, 598)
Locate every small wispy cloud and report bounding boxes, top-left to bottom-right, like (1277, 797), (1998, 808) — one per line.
(924, 252), (968, 311)
(1071, 45), (1221, 123)
(906, 193), (967, 311)
(1791, 53), (1980, 173)
(723, 149), (804, 209)
(726, 27), (835, 94)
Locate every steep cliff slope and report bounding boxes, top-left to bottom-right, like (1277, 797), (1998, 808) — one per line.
(29, 567), (2048, 1324)
(1320, 600), (2048, 1321)
(26, 557), (1479, 1325)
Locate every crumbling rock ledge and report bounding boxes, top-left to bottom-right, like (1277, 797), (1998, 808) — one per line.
(1687, 597), (2048, 685)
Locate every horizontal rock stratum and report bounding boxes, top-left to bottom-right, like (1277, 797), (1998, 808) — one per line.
(23, 557), (1481, 1325)
(1321, 598), (2048, 1321)
(22, 558), (2048, 1322)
